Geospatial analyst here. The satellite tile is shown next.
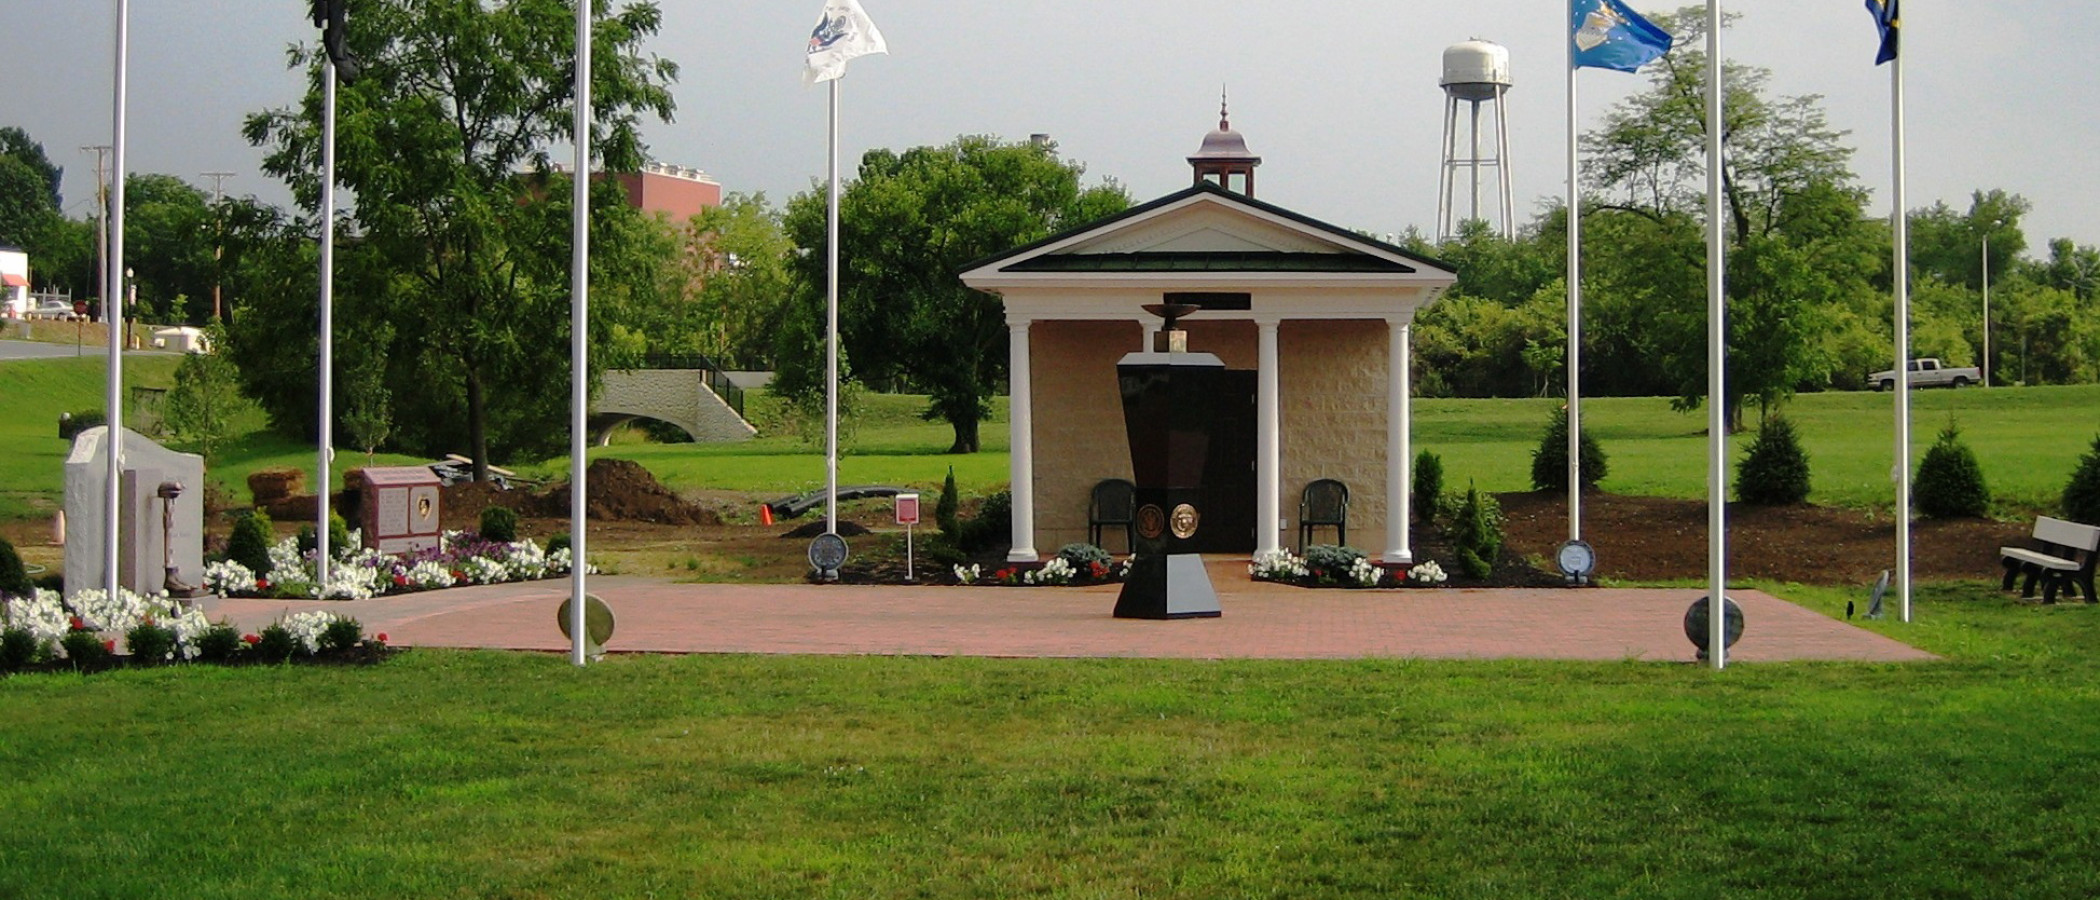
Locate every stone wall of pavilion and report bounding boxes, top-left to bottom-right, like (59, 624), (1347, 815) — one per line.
(1027, 317), (1391, 556)
(1277, 320), (1389, 555)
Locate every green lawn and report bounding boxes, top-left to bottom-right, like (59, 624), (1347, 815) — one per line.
(1418, 385), (2099, 512)
(4, 581), (2098, 897)
(0, 355), (181, 520)
(3, 347), (2093, 518)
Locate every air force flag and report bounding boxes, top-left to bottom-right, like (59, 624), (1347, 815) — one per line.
(805, 0), (888, 84)
(1571, 0), (1673, 73)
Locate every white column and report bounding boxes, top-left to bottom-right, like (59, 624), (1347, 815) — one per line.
(1384, 316), (1412, 564)
(1006, 318), (1039, 562)
(1255, 317), (1282, 556)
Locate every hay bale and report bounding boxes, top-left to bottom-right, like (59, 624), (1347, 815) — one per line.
(247, 467), (306, 506)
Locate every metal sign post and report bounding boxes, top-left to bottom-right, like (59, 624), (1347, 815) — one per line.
(896, 492), (920, 582)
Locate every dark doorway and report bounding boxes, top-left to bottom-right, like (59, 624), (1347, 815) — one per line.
(1199, 370), (1257, 553)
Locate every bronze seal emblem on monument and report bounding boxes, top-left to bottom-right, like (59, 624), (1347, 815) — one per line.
(1169, 503), (1200, 539)
(1136, 504), (1167, 540)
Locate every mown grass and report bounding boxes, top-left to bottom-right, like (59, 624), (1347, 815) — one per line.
(1418, 385), (2099, 512)
(3, 581), (2098, 898)
(4, 347), (2094, 518)
(526, 391), (1016, 498)
(0, 354), (181, 520)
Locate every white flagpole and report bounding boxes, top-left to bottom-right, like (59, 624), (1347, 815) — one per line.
(317, 57), (337, 592)
(1982, 234), (1990, 388)
(1705, 0), (1728, 669)
(1892, 43), (1912, 623)
(825, 79), (841, 537)
(570, 0), (592, 666)
(1565, 2), (1583, 543)
(105, 0), (129, 602)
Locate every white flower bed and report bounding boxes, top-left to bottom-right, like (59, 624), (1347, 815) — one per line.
(209, 531), (584, 601)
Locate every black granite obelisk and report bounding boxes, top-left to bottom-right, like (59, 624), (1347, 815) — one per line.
(1113, 304), (1224, 619)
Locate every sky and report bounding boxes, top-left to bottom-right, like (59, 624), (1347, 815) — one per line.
(3, 0), (2097, 256)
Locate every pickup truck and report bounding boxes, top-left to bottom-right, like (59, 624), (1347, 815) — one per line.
(1868, 358), (1980, 391)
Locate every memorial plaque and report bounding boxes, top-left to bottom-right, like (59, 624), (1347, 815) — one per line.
(360, 466), (444, 554)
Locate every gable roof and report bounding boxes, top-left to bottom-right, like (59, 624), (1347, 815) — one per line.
(960, 181), (1454, 284)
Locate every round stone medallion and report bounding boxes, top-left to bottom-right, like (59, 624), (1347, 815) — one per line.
(1136, 504), (1167, 540)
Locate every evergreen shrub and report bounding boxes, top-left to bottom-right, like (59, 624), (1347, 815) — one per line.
(479, 506), (520, 543)
(1914, 421), (1991, 518)
(226, 510), (274, 574)
(1452, 484), (1504, 580)
(0, 536), (31, 598)
(1530, 407), (1608, 492)
(1413, 451), (1444, 527)
(2065, 433), (2100, 526)
(1736, 416), (1812, 505)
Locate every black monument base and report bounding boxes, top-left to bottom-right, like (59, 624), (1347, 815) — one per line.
(1113, 553), (1221, 619)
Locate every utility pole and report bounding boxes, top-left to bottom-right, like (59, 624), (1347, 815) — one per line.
(202, 171), (234, 320)
(81, 146), (111, 320)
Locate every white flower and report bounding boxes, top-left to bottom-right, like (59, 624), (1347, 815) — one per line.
(201, 559), (258, 596)
(1408, 560), (1448, 585)
(1250, 549), (1309, 582)
(1025, 557), (1075, 586)
(281, 610), (347, 655)
(1348, 557), (1383, 587)
(953, 563), (981, 585)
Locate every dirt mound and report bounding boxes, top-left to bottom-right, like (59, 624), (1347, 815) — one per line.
(536, 458), (721, 526)
(1495, 490), (2030, 585)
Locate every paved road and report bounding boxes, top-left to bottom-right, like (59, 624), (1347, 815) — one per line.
(0, 338), (176, 361)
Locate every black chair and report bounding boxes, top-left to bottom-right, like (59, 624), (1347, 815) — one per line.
(1089, 478), (1136, 553)
(1299, 478), (1349, 550)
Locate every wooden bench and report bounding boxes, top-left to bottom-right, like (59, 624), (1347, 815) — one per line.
(2000, 517), (2100, 604)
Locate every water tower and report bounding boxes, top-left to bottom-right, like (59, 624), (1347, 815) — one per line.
(1437, 39), (1514, 241)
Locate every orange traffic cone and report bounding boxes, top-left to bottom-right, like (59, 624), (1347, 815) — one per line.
(760, 504), (774, 526)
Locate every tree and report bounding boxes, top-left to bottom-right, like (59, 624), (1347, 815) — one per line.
(121, 174), (217, 323)
(243, 0), (679, 479)
(161, 324), (245, 462)
(1583, 8), (1878, 428)
(783, 136), (1130, 453)
(1908, 190), (2030, 292)
(341, 322), (395, 464)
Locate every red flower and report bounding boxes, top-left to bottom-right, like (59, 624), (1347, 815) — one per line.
(994, 567), (1016, 583)
(255, 578), (269, 590)
(451, 570), (465, 581)
(241, 633), (260, 645)
(375, 632), (389, 644)
(68, 616), (84, 631)
(1088, 561), (1109, 579)
(392, 575), (408, 586)
(102, 639), (115, 653)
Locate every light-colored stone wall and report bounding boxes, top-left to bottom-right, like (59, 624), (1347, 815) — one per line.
(1279, 321), (1388, 554)
(596, 369), (756, 443)
(1031, 320), (1139, 552)
(1030, 318), (1399, 555)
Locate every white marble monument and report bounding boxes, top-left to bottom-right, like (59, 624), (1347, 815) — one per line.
(63, 427), (205, 597)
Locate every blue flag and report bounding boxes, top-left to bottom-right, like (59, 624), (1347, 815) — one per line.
(1571, 0), (1673, 73)
(1866, 0), (1899, 65)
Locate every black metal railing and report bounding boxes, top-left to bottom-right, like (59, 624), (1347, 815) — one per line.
(638, 352), (746, 418)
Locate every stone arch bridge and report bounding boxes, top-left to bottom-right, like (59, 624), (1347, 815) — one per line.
(592, 363), (756, 444)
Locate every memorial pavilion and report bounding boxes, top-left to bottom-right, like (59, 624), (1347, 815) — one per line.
(960, 107), (1457, 563)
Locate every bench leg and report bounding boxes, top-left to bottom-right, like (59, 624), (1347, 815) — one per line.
(2003, 560), (2023, 592)
(2021, 566), (2044, 599)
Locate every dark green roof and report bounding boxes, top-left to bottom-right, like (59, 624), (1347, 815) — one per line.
(959, 181), (1456, 276)
(1005, 251), (1414, 273)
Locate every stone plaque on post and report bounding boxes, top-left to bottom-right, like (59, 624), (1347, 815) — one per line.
(359, 466), (443, 554)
